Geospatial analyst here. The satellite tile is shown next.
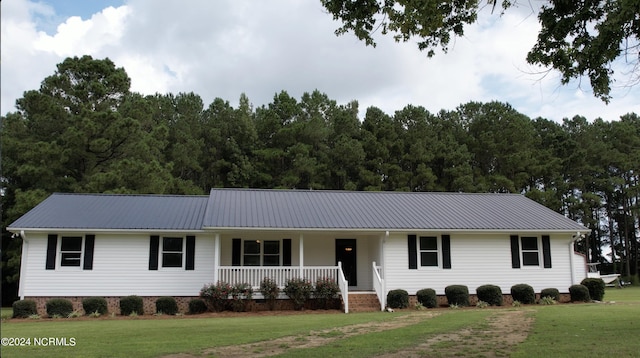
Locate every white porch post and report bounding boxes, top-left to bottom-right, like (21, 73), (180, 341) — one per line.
(382, 231), (388, 303)
(213, 233), (220, 283)
(18, 231), (27, 300)
(299, 233), (304, 278)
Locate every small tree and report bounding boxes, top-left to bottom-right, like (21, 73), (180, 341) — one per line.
(200, 281), (232, 312)
(314, 277), (340, 309)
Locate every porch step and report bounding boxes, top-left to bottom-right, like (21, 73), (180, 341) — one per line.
(347, 293), (381, 312)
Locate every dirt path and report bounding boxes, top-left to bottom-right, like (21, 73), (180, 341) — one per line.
(162, 309), (533, 358)
(375, 309), (534, 358)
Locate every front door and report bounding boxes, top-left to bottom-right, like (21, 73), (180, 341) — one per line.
(336, 239), (357, 286)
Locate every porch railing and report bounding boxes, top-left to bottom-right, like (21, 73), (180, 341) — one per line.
(372, 261), (385, 311)
(217, 264), (350, 313)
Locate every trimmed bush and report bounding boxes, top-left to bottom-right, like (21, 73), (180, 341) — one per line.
(230, 283), (253, 312)
(386, 289), (409, 309)
(119, 295), (144, 315)
(476, 284), (503, 306)
(260, 277), (280, 310)
(445, 285), (469, 307)
(284, 278), (313, 310)
(12, 299), (37, 318)
(82, 297), (108, 315)
(510, 284), (535, 304)
(314, 277), (340, 309)
(416, 288), (437, 308)
(188, 298), (208, 314)
(200, 281), (232, 312)
(540, 288), (560, 302)
(581, 278), (605, 301)
(46, 298), (74, 317)
(569, 284), (591, 302)
(156, 296), (179, 315)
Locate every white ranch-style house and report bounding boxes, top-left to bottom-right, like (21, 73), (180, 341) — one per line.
(8, 189), (590, 313)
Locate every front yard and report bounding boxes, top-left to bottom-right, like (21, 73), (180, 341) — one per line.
(1, 287), (638, 357)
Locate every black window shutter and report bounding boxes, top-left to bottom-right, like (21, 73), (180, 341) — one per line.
(442, 235), (451, 269)
(232, 238), (241, 266)
(185, 236), (195, 270)
(510, 235), (521, 268)
(83, 235), (95, 270)
(283, 239), (292, 266)
(149, 235), (159, 270)
(408, 235), (417, 269)
(46, 234), (58, 270)
(542, 235), (552, 268)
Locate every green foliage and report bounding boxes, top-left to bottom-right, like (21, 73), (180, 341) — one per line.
(539, 296), (557, 305)
(445, 285), (469, 307)
(314, 277), (340, 309)
(119, 295), (144, 316)
(540, 288), (560, 302)
(569, 284), (591, 302)
(155, 297), (179, 315)
(82, 297), (108, 315)
(229, 283), (253, 312)
(259, 277), (280, 310)
(581, 278), (606, 301)
(386, 289), (409, 309)
(12, 299), (37, 318)
(46, 298), (74, 317)
(200, 281), (232, 312)
(284, 278), (313, 310)
(476, 284), (503, 306)
(511, 284), (535, 304)
(188, 298), (208, 314)
(416, 288), (437, 308)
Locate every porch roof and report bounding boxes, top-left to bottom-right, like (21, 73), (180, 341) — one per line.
(203, 189), (587, 232)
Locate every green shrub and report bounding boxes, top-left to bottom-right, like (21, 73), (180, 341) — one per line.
(510, 284), (535, 304)
(200, 281), (232, 312)
(259, 277), (280, 310)
(230, 283), (253, 312)
(46, 298), (74, 317)
(314, 277), (340, 309)
(155, 297), (179, 315)
(416, 288), (437, 308)
(119, 295), (144, 315)
(476, 284), (503, 306)
(284, 278), (313, 310)
(386, 289), (409, 309)
(540, 288), (560, 301)
(569, 284), (591, 302)
(12, 300), (37, 318)
(539, 296), (557, 305)
(445, 285), (469, 307)
(188, 298), (208, 314)
(82, 297), (108, 315)
(580, 278), (605, 301)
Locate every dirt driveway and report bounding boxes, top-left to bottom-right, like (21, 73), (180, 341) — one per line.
(165, 308), (533, 358)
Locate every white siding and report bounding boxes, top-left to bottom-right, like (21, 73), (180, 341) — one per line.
(384, 232), (580, 295)
(22, 233), (215, 297)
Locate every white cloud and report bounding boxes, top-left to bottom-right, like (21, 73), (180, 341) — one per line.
(1, 0), (638, 121)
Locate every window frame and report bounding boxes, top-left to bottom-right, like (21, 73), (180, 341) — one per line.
(242, 239), (281, 266)
(418, 236), (440, 268)
(59, 236), (84, 267)
(520, 236), (540, 267)
(161, 236), (185, 268)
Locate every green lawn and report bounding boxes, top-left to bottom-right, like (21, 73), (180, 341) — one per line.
(1, 286), (638, 358)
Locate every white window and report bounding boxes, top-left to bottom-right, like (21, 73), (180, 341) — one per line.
(60, 236), (83, 266)
(162, 237), (184, 268)
(521, 236), (540, 266)
(243, 240), (280, 266)
(419, 236), (438, 267)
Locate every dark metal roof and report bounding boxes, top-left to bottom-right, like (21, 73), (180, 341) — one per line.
(8, 193), (209, 231)
(203, 189), (587, 231)
(9, 189), (588, 232)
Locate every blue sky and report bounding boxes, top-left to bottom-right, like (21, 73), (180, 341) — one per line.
(1, 0), (638, 121)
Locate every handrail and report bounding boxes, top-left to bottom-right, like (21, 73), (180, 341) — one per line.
(372, 261), (385, 310)
(337, 261), (349, 313)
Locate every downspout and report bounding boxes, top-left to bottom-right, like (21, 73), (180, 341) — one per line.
(18, 231), (28, 300)
(213, 233), (220, 284)
(382, 230), (388, 309)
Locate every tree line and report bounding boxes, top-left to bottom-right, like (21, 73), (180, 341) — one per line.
(1, 56), (639, 302)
